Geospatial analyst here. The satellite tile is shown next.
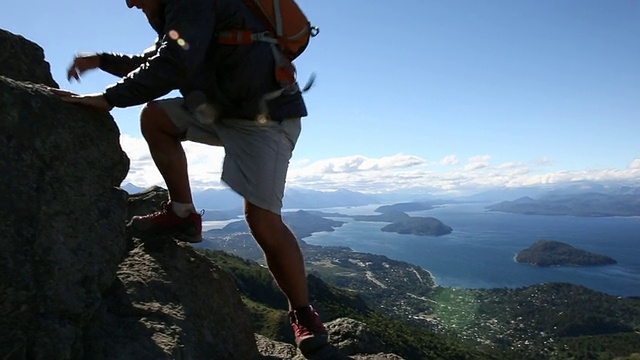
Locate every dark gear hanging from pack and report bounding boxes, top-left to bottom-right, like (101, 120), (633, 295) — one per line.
(217, 0), (319, 121)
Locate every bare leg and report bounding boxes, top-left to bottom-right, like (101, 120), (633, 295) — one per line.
(244, 201), (309, 310)
(139, 101), (193, 204)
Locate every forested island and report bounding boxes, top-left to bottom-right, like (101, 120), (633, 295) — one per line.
(381, 216), (452, 236)
(348, 202), (453, 236)
(516, 240), (617, 267)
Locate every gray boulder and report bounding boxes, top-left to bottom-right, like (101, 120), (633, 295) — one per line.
(326, 318), (387, 355)
(256, 319), (404, 360)
(0, 46), (129, 360)
(85, 230), (259, 359)
(0, 28), (58, 87)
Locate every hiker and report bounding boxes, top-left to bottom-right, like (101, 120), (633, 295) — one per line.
(54, 0), (327, 353)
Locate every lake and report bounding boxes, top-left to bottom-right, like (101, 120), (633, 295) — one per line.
(301, 203), (640, 297)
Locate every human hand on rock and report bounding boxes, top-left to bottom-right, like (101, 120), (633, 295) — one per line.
(50, 89), (113, 112)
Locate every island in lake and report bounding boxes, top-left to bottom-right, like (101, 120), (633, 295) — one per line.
(515, 240), (617, 267)
(349, 207), (452, 237)
(381, 217), (452, 236)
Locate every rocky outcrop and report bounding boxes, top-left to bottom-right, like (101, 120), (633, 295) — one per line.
(256, 318), (405, 359)
(0, 29), (58, 87)
(325, 318), (388, 355)
(0, 28), (258, 359)
(0, 28), (405, 360)
(84, 219), (259, 359)
(0, 35), (130, 359)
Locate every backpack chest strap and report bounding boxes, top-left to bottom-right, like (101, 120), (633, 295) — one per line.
(218, 30), (279, 45)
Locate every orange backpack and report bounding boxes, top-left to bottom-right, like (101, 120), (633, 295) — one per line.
(218, 0), (319, 88)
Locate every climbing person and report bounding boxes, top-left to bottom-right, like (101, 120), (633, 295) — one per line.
(54, 0), (327, 354)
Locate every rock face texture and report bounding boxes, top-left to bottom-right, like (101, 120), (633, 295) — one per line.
(0, 28), (404, 360)
(0, 28), (58, 87)
(85, 191), (259, 360)
(0, 35), (130, 359)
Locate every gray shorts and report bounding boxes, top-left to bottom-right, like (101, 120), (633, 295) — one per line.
(156, 97), (301, 215)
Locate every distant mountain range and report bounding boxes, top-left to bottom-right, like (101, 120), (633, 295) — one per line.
(486, 192), (640, 217)
(456, 181), (640, 202)
(283, 188), (379, 209)
(121, 184), (380, 211)
(121, 181), (640, 216)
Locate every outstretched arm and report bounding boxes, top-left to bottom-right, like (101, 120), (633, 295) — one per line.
(59, 43), (160, 110)
(67, 53), (101, 82)
(98, 42), (160, 78)
(67, 42), (159, 82)
(103, 0), (217, 108)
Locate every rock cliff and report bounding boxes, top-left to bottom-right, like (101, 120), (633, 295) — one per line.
(0, 28), (402, 360)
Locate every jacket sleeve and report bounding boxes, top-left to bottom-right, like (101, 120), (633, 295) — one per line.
(103, 0), (217, 108)
(99, 42), (159, 78)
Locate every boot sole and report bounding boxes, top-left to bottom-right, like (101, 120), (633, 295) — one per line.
(128, 222), (202, 243)
(171, 231), (203, 244)
(297, 334), (328, 355)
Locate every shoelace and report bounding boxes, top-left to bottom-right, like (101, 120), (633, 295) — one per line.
(291, 322), (313, 337)
(138, 201), (171, 219)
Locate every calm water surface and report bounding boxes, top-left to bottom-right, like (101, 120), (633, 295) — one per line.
(303, 203), (640, 297)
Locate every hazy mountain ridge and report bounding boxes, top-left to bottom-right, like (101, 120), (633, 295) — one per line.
(123, 182), (640, 216)
(375, 202), (436, 212)
(460, 181), (640, 203)
(486, 192), (640, 217)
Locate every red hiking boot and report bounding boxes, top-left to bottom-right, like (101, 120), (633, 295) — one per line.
(128, 201), (202, 243)
(289, 305), (328, 354)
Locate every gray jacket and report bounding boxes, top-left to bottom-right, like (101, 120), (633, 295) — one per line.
(100, 0), (307, 120)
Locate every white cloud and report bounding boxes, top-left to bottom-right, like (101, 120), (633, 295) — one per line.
(497, 162), (524, 169)
(439, 155), (459, 166)
(464, 155), (491, 171)
(119, 140), (640, 195)
(535, 156), (554, 166)
(119, 135), (226, 190)
(297, 154), (425, 175)
(287, 153), (640, 194)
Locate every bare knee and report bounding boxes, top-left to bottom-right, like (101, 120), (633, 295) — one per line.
(140, 101), (181, 139)
(140, 101), (161, 138)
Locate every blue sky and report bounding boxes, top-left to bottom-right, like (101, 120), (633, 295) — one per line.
(3, 0), (639, 194)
